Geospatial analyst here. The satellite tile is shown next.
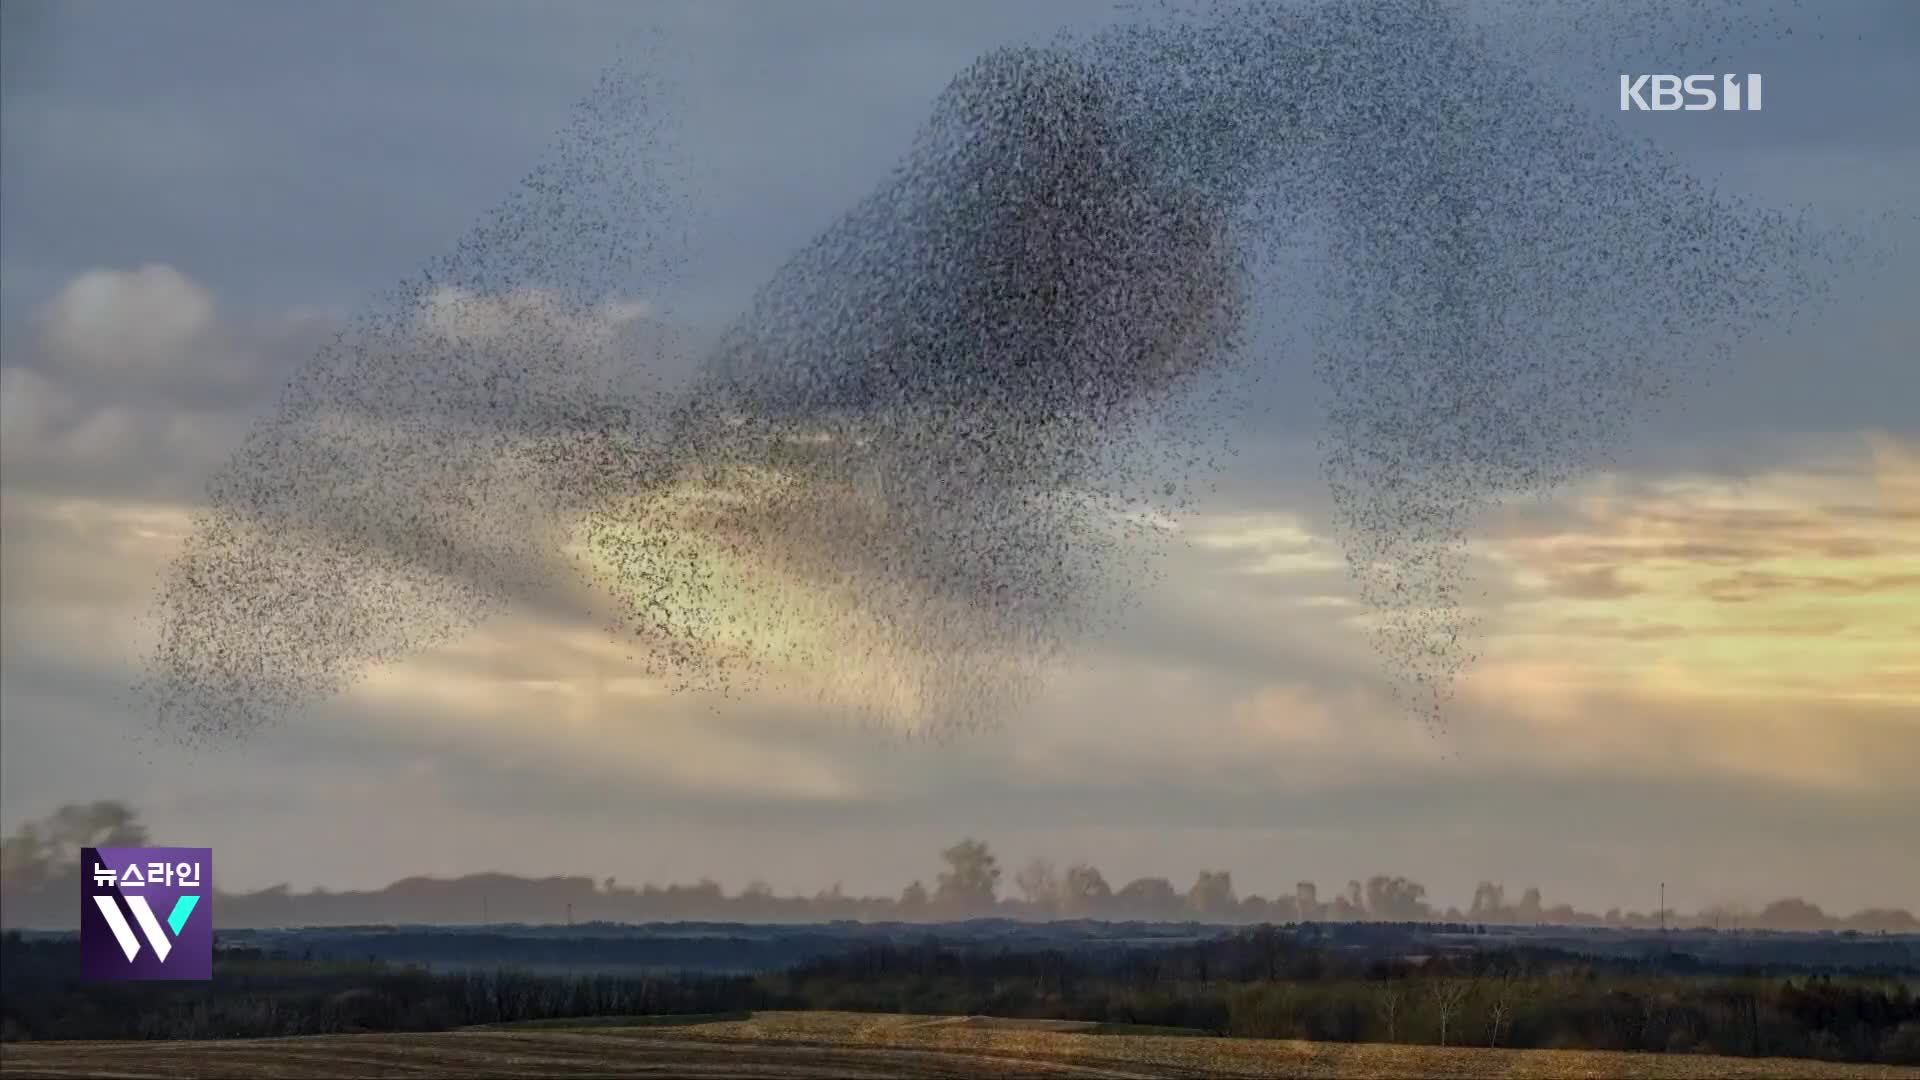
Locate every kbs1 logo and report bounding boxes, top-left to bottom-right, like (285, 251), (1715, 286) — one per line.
(81, 847), (212, 981)
(1620, 73), (1763, 112)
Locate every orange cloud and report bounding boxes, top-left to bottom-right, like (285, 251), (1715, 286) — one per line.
(1477, 432), (1920, 709)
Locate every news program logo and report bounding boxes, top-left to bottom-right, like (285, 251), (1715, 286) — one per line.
(81, 847), (212, 981)
(1620, 73), (1763, 111)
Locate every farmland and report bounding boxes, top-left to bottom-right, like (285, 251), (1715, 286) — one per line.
(6, 1012), (1919, 1079)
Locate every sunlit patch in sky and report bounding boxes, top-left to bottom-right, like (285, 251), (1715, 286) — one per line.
(1477, 432), (1920, 709)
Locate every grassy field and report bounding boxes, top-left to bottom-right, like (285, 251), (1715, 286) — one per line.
(6, 1011), (1919, 1079)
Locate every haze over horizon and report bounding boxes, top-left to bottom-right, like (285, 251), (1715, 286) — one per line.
(3, 0), (1916, 920)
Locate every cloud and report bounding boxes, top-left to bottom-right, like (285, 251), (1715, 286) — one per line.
(416, 286), (657, 355)
(1474, 433), (1920, 707)
(38, 265), (216, 380)
(0, 367), (246, 503)
(0, 264), (336, 499)
(1190, 512), (1347, 577)
(1537, 564), (1644, 600)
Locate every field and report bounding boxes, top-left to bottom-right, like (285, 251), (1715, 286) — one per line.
(7, 1011), (1919, 1079)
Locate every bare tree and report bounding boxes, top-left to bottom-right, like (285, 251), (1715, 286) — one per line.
(1429, 977), (1473, 1047)
(1378, 983), (1405, 1043)
(1486, 972), (1516, 1048)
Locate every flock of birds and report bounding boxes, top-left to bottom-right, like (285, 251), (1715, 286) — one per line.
(142, 0), (1847, 743)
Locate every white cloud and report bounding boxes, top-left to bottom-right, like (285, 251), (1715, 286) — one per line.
(1190, 511), (1346, 575)
(38, 264), (217, 380)
(1, 265), (337, 498)
(0, 366), (70, 442)
(416, 285), (656, 353)
(0, 362), (248, 500)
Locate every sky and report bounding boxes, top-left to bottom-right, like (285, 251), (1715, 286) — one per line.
(2, 0), (1915, 916)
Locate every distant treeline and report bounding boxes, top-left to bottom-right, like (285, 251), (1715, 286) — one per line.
(204, 919), (1920, 978)
(5, 929), (1919, 1065)
(5, 803), (1916, 933)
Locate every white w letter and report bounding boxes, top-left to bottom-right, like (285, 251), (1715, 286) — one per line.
(92, 895), (142, 962)
(124, 895), (173, 962)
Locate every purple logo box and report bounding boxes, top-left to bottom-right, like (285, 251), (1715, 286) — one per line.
(81, 846), (212, 981)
